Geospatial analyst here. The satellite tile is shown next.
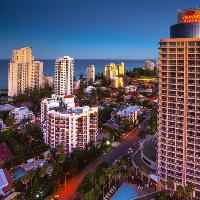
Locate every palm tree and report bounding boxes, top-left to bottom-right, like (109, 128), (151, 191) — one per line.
(39, 164), (48, 178)
(184, 183), (195, 200)
(105, 167), (114, 190)
(111, 165), (120, 187)
(28, 170), (36, 187)
(21, 172), (31, 191)
(56, 144), (66, 165)
(98, 174), (106, 199)
(176, 185), (184, 200)
(166, 178), (174, 197)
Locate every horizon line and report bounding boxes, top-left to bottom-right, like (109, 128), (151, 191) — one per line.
(0, 58), (157, 60)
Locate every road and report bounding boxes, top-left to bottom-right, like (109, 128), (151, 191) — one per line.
(56, 122), (147, 200)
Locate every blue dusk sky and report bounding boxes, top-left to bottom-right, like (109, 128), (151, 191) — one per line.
(0, 0), (199, 59)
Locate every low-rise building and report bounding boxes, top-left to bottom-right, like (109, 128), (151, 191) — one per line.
(84, 86), (96, 94)
(0, 168), (13, 197)
(124, 85), (137, 93)
(0, 142), (13, 164)
(0, 104), (15, 112)
(123, 93), (137, 101)
(114, 105), (142, 124)
(132, 136), (158, 189)
(0, 119), (6, 131)
(9, 107), (34, 123)
(41, 95), (98, 155)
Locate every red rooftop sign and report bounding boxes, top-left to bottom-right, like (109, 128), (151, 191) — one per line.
(179, 10), (200, 23)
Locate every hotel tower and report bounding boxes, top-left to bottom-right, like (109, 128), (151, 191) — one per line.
(54, 56), (74, 95)
(158, 9), (200, 197)
(8, 47), (43, 97)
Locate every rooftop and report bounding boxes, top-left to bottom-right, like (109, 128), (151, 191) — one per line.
(132, 150), (156, 174)
(0, 104), (15, 112)
(0, 169), (12, 193)
(0, 142), (13, 161)
(142, 139), (157, 162)
(117, 105), (142, 117)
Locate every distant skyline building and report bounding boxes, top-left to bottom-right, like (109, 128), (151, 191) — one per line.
(104, 62), (124, 88)
(144, 60), (155, 71)
(41, 95), (98, 155)
(8, 47), (43, 97)
(104, 62), (124, 79)
(54, 56), (74, 95)
(87, 65), (95, 83)
(43, 74), (53, 88)
(158, 9), (200, 197)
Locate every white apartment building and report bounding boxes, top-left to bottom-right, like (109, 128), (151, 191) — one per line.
(41, 95), (98, 155)
(54, 56), (74, 95)
(87, 65), (95, 83)
(8, 47), (43, 97)
(10, 107), (34, 123)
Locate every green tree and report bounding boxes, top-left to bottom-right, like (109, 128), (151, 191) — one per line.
(184, 183), (195, 200)
(98, 174), (107, 199)
(149, 108), (157, 133)
(176, 185), (184, 200)
(6, 115), (15, 126)
(138, 130), (147, 139)
(21, 172), (31, 191)
(29, 170), (36, 187)
(121, 118), (131, 132)
(167, 178), (174, 198)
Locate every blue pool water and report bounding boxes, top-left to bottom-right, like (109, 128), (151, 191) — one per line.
(111, 182), (139, 200)
(13, 167), (25, 180)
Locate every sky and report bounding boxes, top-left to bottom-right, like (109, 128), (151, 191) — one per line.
(0, 0), (199, 59)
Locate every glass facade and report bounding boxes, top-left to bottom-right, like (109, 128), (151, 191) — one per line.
(170, 23), (200, 38)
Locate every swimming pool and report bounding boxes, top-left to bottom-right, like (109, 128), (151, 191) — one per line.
(111, 182), (139, 200)
(13, 167), (25, 180)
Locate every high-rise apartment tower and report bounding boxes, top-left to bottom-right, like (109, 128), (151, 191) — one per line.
(158, 9), (200, 197)
(54, 56), (74, 95)
(8, 47), (43, 97)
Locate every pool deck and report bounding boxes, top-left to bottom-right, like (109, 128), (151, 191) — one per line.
(125, 182), (147, 198)
(110, 182), (149, 200)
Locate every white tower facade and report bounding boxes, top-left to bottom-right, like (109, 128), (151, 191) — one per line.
(54, 56), (74, 95)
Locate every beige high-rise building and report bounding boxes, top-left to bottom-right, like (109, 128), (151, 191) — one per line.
(87, 65), (95, 83)
(54, 56), (74, 95)
(8, 47), (43, 97)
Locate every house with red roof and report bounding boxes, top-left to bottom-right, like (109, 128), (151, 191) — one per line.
(0, 168), (13, 197)
(0, 142), (13, 163)
(149, 96), (158, 103)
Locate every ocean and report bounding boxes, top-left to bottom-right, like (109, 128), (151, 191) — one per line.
(0, 59), (155, 89)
